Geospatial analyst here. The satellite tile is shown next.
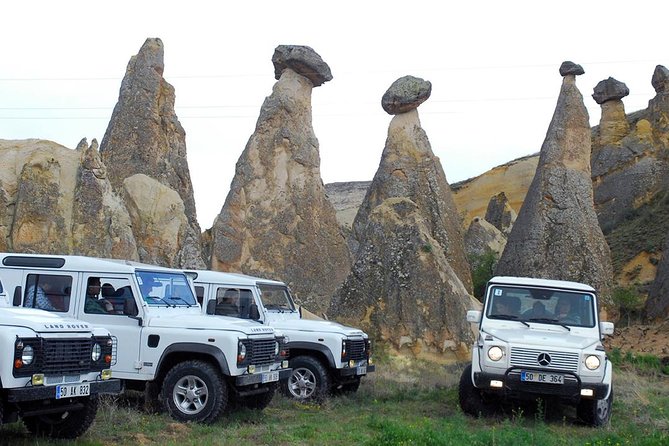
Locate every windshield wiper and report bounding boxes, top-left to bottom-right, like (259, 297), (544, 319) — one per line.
(489, 314), (530, 327)
(168, 296), (192, 307)
(147, 296), (173, 307)
(528, 318), (571, 331)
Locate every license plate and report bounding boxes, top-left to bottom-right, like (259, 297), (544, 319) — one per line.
(520, 371), (563, 385)
(55, 383), (90, 399)
(356, 365), (367, 375)
(261, 371), (279, 384)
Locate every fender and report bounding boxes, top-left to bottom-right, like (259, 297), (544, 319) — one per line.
(289, 341), (337, 368)
(157, 343), (230, 376)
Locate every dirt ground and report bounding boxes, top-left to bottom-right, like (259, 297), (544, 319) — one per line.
(605, 318), (669, 358)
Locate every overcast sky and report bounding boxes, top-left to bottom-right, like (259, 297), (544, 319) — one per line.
(2, 1), (666, 228)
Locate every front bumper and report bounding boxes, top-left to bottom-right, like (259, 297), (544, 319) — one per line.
(475, 368), (609, 401)
(235, 368), (292, 387)
(6, 378), (123, 403)
(337, 363), (376, 378)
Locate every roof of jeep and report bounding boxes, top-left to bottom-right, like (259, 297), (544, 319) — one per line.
(488, 276), (596, 292)
(190, 269), (285, 287)
(0, 252), (184, 274)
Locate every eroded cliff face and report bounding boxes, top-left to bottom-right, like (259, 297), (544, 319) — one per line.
(0, 139), (139, 260)
(209, 46), (350, 314)
(100, 38), (204, 268)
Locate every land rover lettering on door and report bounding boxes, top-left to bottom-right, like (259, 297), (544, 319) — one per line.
(460, 276), (615, 426)
(0, 275), (122, 439)
(0, 253), (290, 424)
(192, 270), (375, 402)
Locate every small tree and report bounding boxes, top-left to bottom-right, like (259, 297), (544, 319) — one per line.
(612, 285), (644, 326)
(469, 250), (498, 301)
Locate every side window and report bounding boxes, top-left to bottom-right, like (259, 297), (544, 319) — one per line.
(214, 288), (254, 318)
(24, 274), (72, 313)
(194, 286), (204, 306)
(85, 276), (137, 316)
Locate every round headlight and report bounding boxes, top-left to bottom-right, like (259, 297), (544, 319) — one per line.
(585, 355), (601, 370)
(238, 341), (247, 360)
(274, 341), (280, 356)
(22, 345), (35, 365)
(487, 346), (504, 361)
(92, 343), (102, 362)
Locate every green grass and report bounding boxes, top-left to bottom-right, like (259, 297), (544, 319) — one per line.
(1, 356), (668, 445)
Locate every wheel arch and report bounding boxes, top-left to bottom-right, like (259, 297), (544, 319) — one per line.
(289, 342), (336, 369)
(154, 343), (230, 384)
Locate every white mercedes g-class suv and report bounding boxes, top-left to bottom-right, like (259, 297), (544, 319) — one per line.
(190, 270), (374, 401)
(0, 272), (121, 439)
(0, 253), (290, 424)
(460, 276), (615, 426)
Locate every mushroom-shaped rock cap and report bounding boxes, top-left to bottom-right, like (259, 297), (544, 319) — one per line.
(592, 77), (630, 104)
(652, 65), (669, 94)
(381, 75), (432, 115)
(272, 45), (332, 87)
(559, 61), (585, 76)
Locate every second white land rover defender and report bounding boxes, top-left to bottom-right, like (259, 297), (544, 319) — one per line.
(191, 270), (375, 401)
(460, 276), (615, 426)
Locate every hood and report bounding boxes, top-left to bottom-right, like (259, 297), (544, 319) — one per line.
(485, 326), (599, 350)
(147, 312), (275, 336)
(271, 318), (366, 337)
(0, 308), (93, 333)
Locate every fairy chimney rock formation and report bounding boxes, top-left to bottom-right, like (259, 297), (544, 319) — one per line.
(651, 65), (669, 94)
(330, 76), (475, 360)
(99, 38), (204, 268)
(592, 77), (630, 146)
(381, 76), (432, 115)
(484, 192), (517, 235)
(209, 45), (351, 314)
(495, 62), (614, 311)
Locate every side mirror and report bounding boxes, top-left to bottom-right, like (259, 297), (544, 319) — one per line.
(13, 286), (22, 307)
(600, 321), (614, 336)
(466, 310), (482, 323)
(249, 303), (261, 321)
(206, 300), (216, 315)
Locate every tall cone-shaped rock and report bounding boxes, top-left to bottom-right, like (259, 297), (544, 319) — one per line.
(496, 62), (614, 310)
(646, 234), (669, 320)
(330, 76), (475, 361)
(353, 77), (471, 291)
(100, 38), (204, 268)
(209, 45), (350, 314)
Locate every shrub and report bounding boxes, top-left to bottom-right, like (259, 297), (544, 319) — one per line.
(469, 250), (498, 300)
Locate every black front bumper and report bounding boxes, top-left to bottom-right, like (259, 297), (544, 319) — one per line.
(235, 368), (292, 387)
(474, 368), (609, 401)
(337, 363), (376, 378)
(6, 378), (123, 403)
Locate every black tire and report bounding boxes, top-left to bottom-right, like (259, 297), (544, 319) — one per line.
(577, 386), (613, 426)
(161, 360), (227, 424)
(238, 383), (276, 410)
(458, 364), (496, 417)
(281, 356), (330, 402)
(23, 395), (98, 439)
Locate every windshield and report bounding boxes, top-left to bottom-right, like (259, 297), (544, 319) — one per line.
(258, 284), (295, 312)
(485, 285), (596, 328)
(135, 270), (197, 306)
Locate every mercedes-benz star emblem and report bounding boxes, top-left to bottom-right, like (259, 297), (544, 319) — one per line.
(537, 353), (551, 366)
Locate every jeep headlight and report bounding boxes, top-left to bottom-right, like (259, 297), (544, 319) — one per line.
(237, 341), (247, 363)
(274, 340), (280, 357)
(91, 343), (102, 362)
(22, 345), (35, 365)
(487, 346), (504, 362)
(585, 355), (601, 370)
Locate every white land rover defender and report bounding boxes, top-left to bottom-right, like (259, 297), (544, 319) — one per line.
(0, 253), (291, 424)
(460, 276), (615, 426)
(191, 270), (374, 401)
(0, 273), (121, 439)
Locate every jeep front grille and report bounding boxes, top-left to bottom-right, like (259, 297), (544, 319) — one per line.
(42, 338), (93, 375)
(248, 339), (277, 365)
(345, 339), (367, 361)
(509, 347), (579, 372)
